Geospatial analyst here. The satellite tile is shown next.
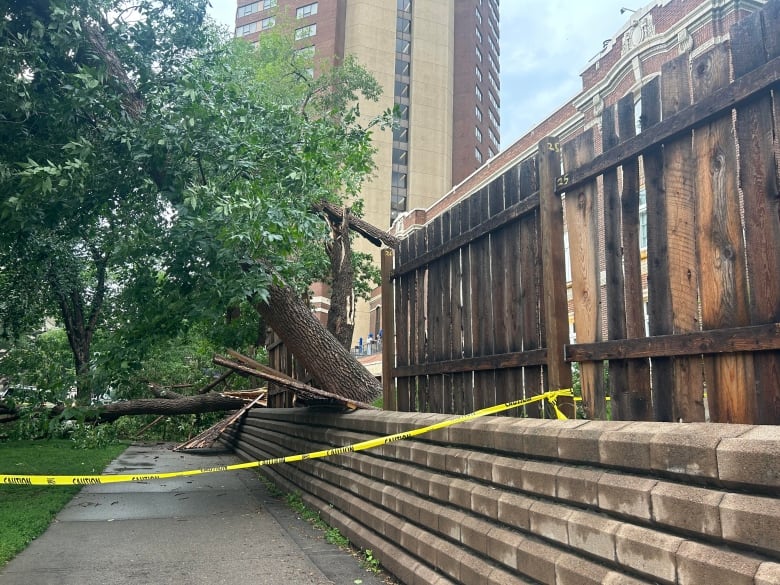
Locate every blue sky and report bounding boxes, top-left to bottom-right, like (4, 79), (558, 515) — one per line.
(206, 0), (635, 149)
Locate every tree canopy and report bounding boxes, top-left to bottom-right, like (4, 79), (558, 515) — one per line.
(0, 0), (387, 403)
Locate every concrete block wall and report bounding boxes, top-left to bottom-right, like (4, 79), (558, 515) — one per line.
(221, 409), (780, 585)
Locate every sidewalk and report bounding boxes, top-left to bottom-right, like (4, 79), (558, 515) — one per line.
(0, 443), (390, 585)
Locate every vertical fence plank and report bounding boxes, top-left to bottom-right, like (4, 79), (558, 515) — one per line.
(601, 104), (630, 419)
(450, 203), (465, 414)
(563, 130), (605, 419)
(691, 44), (755, 423)
(617, 94), (653, 420)
(503, 167), (525, 410)
(518, 158), (544, 417)
(461, 198), (475, 413)
(440, 211), (454, 413)
(538, 137), (574, 409)
(427, 218), (443, 412)
(471, 188), (495, 409)
(660, 53), (706, 422)
(414, 228), (429, 411)
(396, 239), (411, 411)
(489, 174), (512, 409)
(641, 77), (675, 421)
(732, 11), (780, 425)
(381, 248), (397, 411)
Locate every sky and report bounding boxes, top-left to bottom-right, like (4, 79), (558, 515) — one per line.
(205, 0), (637, 149)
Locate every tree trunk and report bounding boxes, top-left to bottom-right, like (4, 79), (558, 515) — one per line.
(325, 210), (356, 350)
(255, 284), (381, 403)
(98, 394), (246, 422)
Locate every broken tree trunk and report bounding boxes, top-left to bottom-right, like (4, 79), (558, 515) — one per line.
(254, 284), (382, 404)
(97, 394), (246, 422)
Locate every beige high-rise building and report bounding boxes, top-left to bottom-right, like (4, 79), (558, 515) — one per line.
(235, 0), (500, 344)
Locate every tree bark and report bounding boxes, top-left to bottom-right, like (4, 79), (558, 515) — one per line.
(325, 209), (356, 350)
(98, 394), (246, 422)
(255, 284), (381, 403)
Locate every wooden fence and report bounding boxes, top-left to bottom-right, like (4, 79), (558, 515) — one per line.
(385, 2), (780, 424)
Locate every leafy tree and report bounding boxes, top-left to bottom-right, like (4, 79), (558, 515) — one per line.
(1, 1), (387, 405)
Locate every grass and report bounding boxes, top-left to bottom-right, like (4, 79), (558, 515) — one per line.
(0, 439), (127, 566)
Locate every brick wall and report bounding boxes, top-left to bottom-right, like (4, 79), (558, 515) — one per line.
(223, 410), (780, 584)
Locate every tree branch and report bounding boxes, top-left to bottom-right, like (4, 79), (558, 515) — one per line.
(312, 200), (399, 248)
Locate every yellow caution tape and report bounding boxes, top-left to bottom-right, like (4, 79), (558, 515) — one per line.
(1, 389), (573, 486)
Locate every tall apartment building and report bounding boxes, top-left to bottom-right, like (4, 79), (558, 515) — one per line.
(235, 0), (500, 342)
(235, 0), (500, 225)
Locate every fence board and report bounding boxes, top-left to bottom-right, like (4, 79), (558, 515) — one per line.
(489, 174), (512, 410)
(414, 229), (428, 411)
(440, 211), (454, 413)
(691, 44), (755, 423)
(502, 168), (525, 410)
(449, 203), (465, 413)
(518, 158), (544, 416)
(563, 130), (605, 419)
(538, 138), (573, 399)
(601, 104), (629, 419)
(396, 238), (411, 411)
(617, 94), (653, 420)
(381, 248), (396, 411)
(461, 198), (475, 413)
(472, 188), (496, 409)
(427, 218), (443, 412)
(732, 10), (780, 425)
(641, 77), (675, 421)
(660, 53), (706, 422)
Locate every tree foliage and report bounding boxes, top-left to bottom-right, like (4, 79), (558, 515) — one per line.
(0, 0), (386, 403)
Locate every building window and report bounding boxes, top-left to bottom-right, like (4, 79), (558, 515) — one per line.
(488, 35), (498, 56)
(475, 85), (482, 101)
(397, 39), (411, 54)
(397, 104), (409, 120)
(295, 45), (315, 57)
(397, 17), (411, 34)
(395, 59), (410, 77)
(262, 0), (277, 8)
(294, 23), (316, 39)
(260, 16), (275, 30)
(392, 172), (407, 189)
(475, 147), (483, 163)
(488, 51), (498, 73)
(475, 106), (482, 122)
(392, 148), (408, 165)
(475, 46), (482, 62)
(488, 147), (495, 159)
(488, 90), (498, 110)
(236, 21), (257, 36)
(475, 6), (482, 24)
(488, 107), (499, 127)
(475, 66), (482, 82)
(397, 0), (411, 11)
(488, 71), (498, 92)
(296, 2), (318, 18)
(237, 2), (259, 17)
(488, 127), (498, 146)
(476, 126), (482, 142)
(476, 27), (482, 43)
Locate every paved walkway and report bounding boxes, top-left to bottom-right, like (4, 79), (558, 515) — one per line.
(0, 443), (389, 585)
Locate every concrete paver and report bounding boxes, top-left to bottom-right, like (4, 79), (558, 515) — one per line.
(0, 443), (389, 585)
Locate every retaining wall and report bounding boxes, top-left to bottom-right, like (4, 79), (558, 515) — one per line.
(222, 409), (780, 584)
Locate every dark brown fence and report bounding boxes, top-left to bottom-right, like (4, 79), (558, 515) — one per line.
(385, 1), (780, 424)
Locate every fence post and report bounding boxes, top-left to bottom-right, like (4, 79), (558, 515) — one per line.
(381, 247), (397, 411)
(538, 137), (574, 413)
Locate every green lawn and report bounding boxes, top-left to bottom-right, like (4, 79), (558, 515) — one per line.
(0, 440), (127, 566)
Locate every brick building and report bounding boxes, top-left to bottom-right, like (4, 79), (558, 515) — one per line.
(377, 0), (767, 353)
